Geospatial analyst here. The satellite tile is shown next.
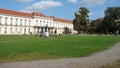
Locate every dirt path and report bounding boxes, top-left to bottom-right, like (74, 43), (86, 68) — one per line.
(0, 43), (120, 68)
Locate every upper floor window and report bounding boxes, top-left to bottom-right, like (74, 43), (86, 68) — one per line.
(25, 19), (27, 26)
(36, 20), (38, 26)
(50, 22), (51, 26)
(0, 17), (2, 25)
(47, 21), (48, 24)
(15, 18), (18, 26)
(40, 20), (42, 23)
(20, 19), (22, 26)
(43, 21), (46, 26)
(10, 18), (13, 25)
(5, 17), (8, 25)
(29, 20), (31, 26)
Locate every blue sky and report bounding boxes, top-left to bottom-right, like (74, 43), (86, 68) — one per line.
(0, 0), (120, 20)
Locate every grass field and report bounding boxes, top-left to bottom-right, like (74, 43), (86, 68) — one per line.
(0, 35), (120, 63)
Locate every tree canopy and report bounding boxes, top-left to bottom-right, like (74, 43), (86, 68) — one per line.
(73, 7), (89, 34)
(102, 7), (120, 34)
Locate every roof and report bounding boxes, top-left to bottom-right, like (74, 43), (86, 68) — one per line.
(31, 12), (46, 17)
(0, 8), (72, 23)
(53, 18), (73, 24)
(0, 8), (32, 17)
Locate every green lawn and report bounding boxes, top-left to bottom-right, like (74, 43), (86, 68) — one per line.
(0, 35), (120, 63)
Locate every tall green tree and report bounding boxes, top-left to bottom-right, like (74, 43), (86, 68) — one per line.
(102, 7), (120, 34)
(94, 18), (103, 33)
(73, 7), (89, 34)
(89, 18), (103, 34)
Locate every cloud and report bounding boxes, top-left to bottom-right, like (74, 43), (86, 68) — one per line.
(10, 0), (33, 3)
(68, 0), (77, 3)
(22, 0), (63, 12)
(81, 0), (105, 7)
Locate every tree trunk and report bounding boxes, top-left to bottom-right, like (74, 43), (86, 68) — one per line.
(78, 31), (81, 34)
(106, 28), (108, 34)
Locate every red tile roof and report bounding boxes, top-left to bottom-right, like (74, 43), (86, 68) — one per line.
(0, 8), (72, 23)
(0, 8), (32, 17)
(53, 18), (73, 24)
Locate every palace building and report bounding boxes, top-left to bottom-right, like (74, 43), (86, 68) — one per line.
(0, 8), (74, 35)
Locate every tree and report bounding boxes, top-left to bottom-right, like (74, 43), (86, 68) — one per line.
(89, 18), (103, 34)
(102, 7), (120, 34)
(73, 7), (89, 34)
(94, 18), (103, 33)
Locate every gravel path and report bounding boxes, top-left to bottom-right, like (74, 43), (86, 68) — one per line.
(0, 43), (120, 68)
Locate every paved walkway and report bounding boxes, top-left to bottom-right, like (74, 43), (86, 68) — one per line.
(0, 43), (120, 68)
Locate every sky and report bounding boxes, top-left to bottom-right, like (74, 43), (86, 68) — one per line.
(0, 0), (120, 20)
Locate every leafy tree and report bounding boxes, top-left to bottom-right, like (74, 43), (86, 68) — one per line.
(94, 18), (103, 33)
(73, 7), (89, 34)
(102, 7), (120, 34)
(89, 18), (103, 34)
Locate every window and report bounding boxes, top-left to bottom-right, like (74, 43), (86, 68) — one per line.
(5, 17), (8, 25)
(29, 20), (31, 26)
(40, 20), (42, 26)
(10, 18), (13, 25)
(10, 27), (12, 33)
(20, 19), (22, 26)
(0, 17), (2, 25)
(25, 20), (27, 26)
(40, 20), (42, 23)
(15, 18), (18, 26)
(5, 27), (7, 33)
(36, 20), (38, 26)
(50, 22), (51, 26)
(29, 28), (30, 33)
(15, 28), (17, 33)
(43, 21), (45, 25)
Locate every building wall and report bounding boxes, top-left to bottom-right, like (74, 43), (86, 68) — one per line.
(0, 14), (33, 34)
(0, 13), (73, 35)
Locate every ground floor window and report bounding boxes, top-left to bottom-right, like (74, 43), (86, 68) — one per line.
(15, 28), (17, 33)
(24, 28), (26, 34)
(20, 28), (22, 33)
(10, 27), (12, 33)
(5, 27), (7, 33)
(29, 28), (30, 33)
